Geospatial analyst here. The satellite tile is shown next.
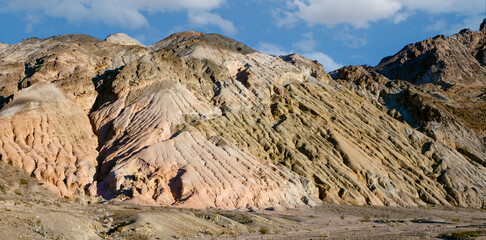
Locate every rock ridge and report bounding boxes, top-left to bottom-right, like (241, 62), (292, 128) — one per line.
(0, 29), (485, 209)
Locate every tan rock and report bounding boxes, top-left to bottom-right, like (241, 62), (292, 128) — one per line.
(105, 33), (143, 46)
(0, 42), (8, 50)
(0, 81), (98, 197)
(0, 29), (485, 210)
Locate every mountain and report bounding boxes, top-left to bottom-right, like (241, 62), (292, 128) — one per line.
(373, 28), (486, 87)
(0, 25), (485, 210)
(336, 23), (486, 164)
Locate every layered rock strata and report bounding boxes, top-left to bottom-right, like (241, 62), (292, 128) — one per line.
(0, 29), (485, 209)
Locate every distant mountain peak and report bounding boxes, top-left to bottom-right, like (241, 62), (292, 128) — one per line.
(373, 24), (486, 87)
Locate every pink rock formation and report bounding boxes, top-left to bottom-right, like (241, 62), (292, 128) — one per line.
(0, 81), (97, 196)
(0, 29), (485, 210)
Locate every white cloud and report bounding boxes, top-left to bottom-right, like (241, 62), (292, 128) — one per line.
(293, 32), (318, 52)
(24, 14), (42, 32)
(445, 15), (486, 35)
(333, 28), (367, 48)
(274, 9), (299, 28)
(424, 15), (485, 35)
(294, 32), (344, 71)
(393, 10), (413, 24)
(187, 10), (237, 36)
(425, 19), (447, 32)
(279, 0), (402, 28)
(302, 52), (343, 71)
(2, 0), (235, 33)
(256, 39), (343, 71)
(397, 0), (484, 15)
(278, 0), (485, 29)
(256, 42), (289, 56)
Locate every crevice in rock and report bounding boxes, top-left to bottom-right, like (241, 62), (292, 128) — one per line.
(0, 94), (13, 109)
(87, 66), (124, 193)
(19, 55), (50, 91)
(457, 147), (486, 167)
(272, 114), (287, 129)
(169, 169), (186, 202)
(437, 170), (460, 206)
(236, 65), (250, 89)
(90, 67), (123, 113)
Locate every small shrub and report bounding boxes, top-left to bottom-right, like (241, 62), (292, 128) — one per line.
(340, 215), (345, 220)
(361, 215), (371, 222)
(259, 226), (269, 234)
(126, 232), (152, 240)
(19, 179), (28, 185)
(439, 230), (481, 240)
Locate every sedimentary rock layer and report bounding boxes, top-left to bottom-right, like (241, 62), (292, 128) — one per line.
(0, 29), (485, 209)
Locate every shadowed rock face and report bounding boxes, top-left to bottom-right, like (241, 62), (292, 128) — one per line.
(335, 22), (486, 167)
(0, 30), (486, 209)
(332, 22), (486, 209)
(373, 26), (486, 87)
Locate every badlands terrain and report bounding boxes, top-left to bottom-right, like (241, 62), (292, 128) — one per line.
(0, 21), (485, 239)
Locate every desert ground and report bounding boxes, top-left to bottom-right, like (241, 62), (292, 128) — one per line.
(1, 160), (485, 240)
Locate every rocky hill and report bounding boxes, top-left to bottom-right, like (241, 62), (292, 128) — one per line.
(0, 25), (485, 210)
(336, 21), (486, 165)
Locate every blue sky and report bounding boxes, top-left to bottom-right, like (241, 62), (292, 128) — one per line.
(0, 0), (484, 71)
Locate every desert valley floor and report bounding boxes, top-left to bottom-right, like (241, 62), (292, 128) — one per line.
(1, 160), (485, 239)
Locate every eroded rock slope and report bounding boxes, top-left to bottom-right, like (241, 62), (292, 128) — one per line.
(335, 22), (486, 164)
(0, 28), (485, 209)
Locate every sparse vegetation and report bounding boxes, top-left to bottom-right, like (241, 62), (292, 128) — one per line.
(124, 233), (151, 240)
(320, 232), (329, 238)
(221, 212), (253, 224)
(439, 230), (482, 240)
(259, 226), (269, 234)
(19, 179), (28, 185)
(361, 215), (371, 222)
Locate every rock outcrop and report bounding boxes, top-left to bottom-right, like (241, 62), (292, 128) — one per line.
(90, 33), (320, 209)
(0, 34), (148, 197)
(105, 33), (143, 46)
(373, 26), (486, 87)
(336, 22), (486, 163)
(0, 28), (485, 209)
(0, 81), (98, 196)
(0, 42), (7, 50)
(332, 22), (486, 208)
